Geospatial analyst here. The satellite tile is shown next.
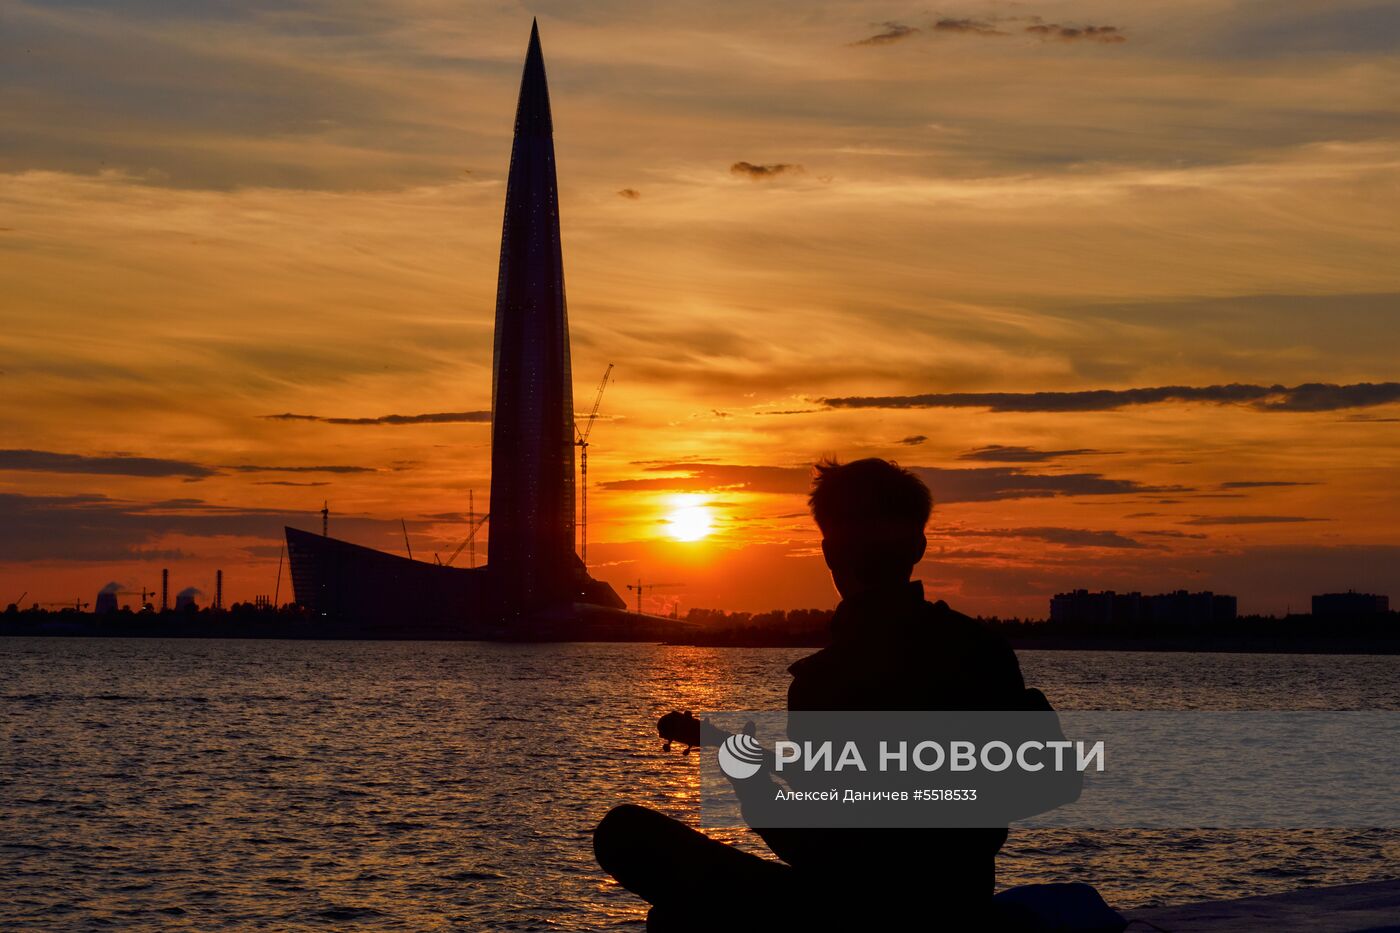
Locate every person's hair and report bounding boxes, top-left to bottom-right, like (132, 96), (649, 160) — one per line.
(808, 457), (932, 537)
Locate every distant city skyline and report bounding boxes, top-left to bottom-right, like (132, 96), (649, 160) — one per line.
(2, 2), (1398, 616)
(50, 581), (1394, 624)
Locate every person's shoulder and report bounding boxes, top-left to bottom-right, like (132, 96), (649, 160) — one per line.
(924, 597), (983, 636)
(788, 645), (837, 678)
(922, 598), (1026, 698)
(786, 645), (851, 710)
(923, 598), (1017, 657)
(928, 597), (974, 624)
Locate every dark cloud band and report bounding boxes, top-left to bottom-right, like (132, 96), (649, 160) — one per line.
(0, 492), (403, 562)
(0, 449), (214, 478)
(263, 411), (491, 425)
(820, 382), (1400, 413)
(1180, 515), (1324, 526)
(941, 526), (1147, 549)
(227, 464), (375, 474)
(0, 449), (385, 479)
(958, 445), (1097, 463)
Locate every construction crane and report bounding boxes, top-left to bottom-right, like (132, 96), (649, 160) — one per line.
(274, 544), (285, 607)
(468, 489), (477, 568)
(443, 512), (490, 568)
(40, 600), (89, 611)
(575, 363), (614, 568)
(401, 518), (414, 561)
(625, 580), (683, 616)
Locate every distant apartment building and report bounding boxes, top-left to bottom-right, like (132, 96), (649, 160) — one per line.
(1050, 590), (1140, 626)
(1312, 591), (1390, 616)
(1049, 589), (1237, 625)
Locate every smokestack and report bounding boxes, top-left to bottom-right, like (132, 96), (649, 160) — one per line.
(161, 568), (169, 612)
(216, 569), (223, 611)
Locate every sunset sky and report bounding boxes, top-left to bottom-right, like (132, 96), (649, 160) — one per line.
(2, 0), (1398, 617)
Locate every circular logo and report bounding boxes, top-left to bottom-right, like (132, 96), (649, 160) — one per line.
(717, 732), (764, 779)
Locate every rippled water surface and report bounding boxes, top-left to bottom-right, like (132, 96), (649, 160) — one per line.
(3, 638), (1398, 930)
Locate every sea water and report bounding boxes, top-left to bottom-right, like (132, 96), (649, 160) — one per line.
(2, 638), (1397, 930)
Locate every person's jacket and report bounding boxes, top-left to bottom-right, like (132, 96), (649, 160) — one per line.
(753, 580), (1033, 903)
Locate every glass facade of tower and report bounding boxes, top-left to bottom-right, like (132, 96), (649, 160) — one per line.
(488, 22), (577, 611)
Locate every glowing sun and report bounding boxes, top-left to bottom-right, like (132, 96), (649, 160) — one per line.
(664, 496), (714, 542)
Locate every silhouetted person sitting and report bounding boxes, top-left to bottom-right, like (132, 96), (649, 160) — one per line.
(594, 458), (1062, 931)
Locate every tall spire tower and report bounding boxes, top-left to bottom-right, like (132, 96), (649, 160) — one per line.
(281, 21), (626, 625)
(488, 20), (577, 611)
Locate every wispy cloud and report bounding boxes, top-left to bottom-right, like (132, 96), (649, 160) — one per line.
(600, 462), (1179, 503)
(1138, 529), (1209, 540)
(852, 14), (1128, 48)
(730, 161), (803, 180)
(1219, 481), (1314, 489)
(914, 467), (1179, 504)
(263, 411), (491, 425)
(943, 526), (1147, 548)
(617, 188), (641, 199)
(253, 480), (331, 487)
(821, 383), (1400, 413)
(600, 463), (810, 495)
(932, 18), (1004, 37)
(1180, 515), (1325, 526)
(852, 22), (919, 46)
(958, 445), (1097, 463)
(1025, 22), (1126, 43)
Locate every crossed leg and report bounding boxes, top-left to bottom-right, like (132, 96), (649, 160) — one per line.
(593, 804), (797, 932)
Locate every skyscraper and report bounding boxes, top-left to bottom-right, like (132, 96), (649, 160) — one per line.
(285, 22), (625, 626)
(488, 21), (577, 610)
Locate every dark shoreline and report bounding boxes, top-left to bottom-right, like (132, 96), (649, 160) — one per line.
(669, 635), (1400, 655)
(3, 618), (1399, 655)
(666, 613), (1400, 654)
(1009, 636), (1400, 655)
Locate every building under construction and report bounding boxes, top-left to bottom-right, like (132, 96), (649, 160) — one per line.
(286, 22), (627, 633)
